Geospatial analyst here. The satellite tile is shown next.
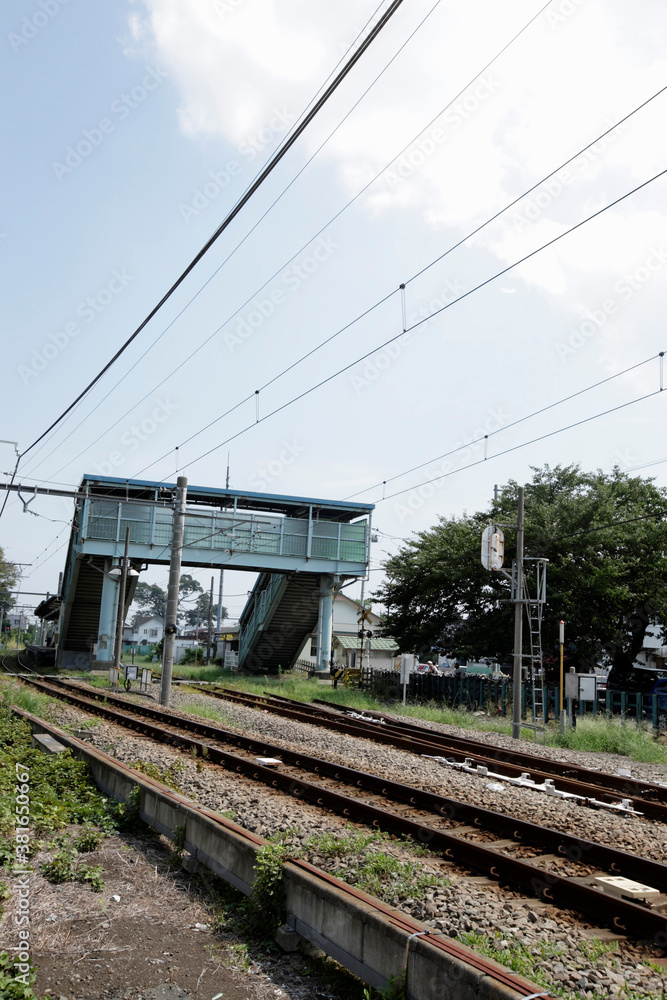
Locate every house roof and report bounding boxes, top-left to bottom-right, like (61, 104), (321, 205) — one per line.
(130, 615), (163, 627)
(335, 592), (383, 623)
(334, 635), (399, 652)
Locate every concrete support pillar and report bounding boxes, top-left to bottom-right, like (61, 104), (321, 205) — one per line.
(316, 574), (334, 675)
(96, 567), (119, 662)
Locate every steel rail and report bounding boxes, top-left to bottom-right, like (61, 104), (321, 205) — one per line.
(13, 706), (544, 999)
(310, 695), (667, 804)
(17, 675), (667, 943)
(200, 686), (667, 821)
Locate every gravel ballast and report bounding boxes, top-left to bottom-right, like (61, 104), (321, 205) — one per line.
(34, 685), (667, 998)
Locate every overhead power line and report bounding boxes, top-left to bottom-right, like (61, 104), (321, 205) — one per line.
(20, 0), (442, 479)
(18, 0), (407, 462)
(22, 0), (549, 483)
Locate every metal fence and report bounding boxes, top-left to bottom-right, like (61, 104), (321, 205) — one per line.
(370, 672), (666, 731)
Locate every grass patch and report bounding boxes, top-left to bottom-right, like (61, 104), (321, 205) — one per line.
(547, 715), (667, 763)
(179, 699), (236, 727)
(0, 680), (55, 720)
(338, 851), (441, 904)
(456, 932), (664, 1000)
(129, 758), (185, 791)
(0, 711), (118, 848)
(305, 826), (389, 857)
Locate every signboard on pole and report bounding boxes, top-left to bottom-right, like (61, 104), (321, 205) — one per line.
(400, 653), (416, 705)
(481, 525), (504, 571)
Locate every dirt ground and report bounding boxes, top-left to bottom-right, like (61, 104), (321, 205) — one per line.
(0, 826), (359, 1000)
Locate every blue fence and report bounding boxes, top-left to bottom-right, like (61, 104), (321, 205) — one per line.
(372, 672), (666, 731)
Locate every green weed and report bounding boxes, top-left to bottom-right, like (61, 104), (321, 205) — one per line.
(129, 758), (184, 791)
(40, 847), (105, 892)
(305, 826), (388, 857)
(343, 851), (440, 904)
(0, 950), (41, 999)
(548, 715), (667, 763)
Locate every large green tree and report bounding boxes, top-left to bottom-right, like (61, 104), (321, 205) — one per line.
(375, 465), (667, 681)
(181, 592), (228, 630)
(0, 547), (18, 617)
(131, 574), (206, 626)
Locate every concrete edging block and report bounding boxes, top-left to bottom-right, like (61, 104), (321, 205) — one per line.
(15, 708), (543, 1000)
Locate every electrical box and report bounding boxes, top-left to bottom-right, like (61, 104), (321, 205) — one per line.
(565, 673), (598, 701)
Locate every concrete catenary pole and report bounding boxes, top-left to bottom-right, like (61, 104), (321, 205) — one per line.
(217, 456), (230, 630)
(206, 576), (214, 665)
(511, 486), (525, 740)
(113, 527), (131, 679)
(160, 477), (188, 707)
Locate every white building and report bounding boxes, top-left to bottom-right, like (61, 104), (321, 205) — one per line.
(295, 593), (399, 672)
(123, 615), (164, 648)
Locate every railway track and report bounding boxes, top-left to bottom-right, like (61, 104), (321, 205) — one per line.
(1, 652), (37, 675)
(195, 685), (667, 820)
(14, 673), (667, 945)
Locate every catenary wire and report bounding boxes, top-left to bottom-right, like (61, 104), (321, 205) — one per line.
(166, 165), (667, 476)
(20, 0), (441, 481)
(22, 0), (549, 484)
(18, 0), (407, 463)
(344, 352), (661, 499)
(130, 88), (667, 479)
(377, 388), (665, 504)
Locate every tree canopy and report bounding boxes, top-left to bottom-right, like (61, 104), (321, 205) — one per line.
(374, 465), (667, 681)
(131, 574), (226, 629)
(182, 591), (228, 629)
(0, 547), (18, 617)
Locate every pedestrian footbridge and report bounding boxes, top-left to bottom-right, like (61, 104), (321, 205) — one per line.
(55, 475), (373, 672)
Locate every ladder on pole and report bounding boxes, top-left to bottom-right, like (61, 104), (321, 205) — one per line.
(522, 559), (547, 743)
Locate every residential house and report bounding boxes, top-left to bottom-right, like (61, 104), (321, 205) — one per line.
(295, 592), (399, 672)
(123, 615), (164, 649)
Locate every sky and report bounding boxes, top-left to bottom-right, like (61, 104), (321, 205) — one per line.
(2, 0), (667, 623)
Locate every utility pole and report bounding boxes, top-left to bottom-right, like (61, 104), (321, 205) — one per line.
(113, 527), (131, 680)
(160, 477), (188, 707)
(217, 455), (230, 631)
(206, 576), (214, 665)
(559, 619), (565, 730)
(511, 486), (525, 740)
